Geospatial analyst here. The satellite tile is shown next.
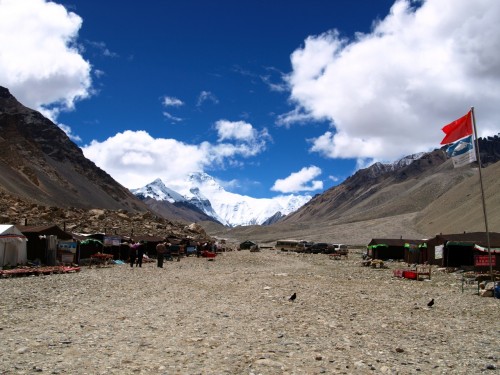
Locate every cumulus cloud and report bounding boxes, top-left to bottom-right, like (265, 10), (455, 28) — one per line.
(216, 120), (258, 142)
(0, 0), (92, 118)
(283, 0), (500, 164)
(271, 166), (323, 193)
(82, 121), (270, 189)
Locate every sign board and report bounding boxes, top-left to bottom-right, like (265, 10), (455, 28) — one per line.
(104, 236), (121, 247)
(58, 241), (77, 254)
(435, 245), (443, 260)
(474, 255), (496, 267)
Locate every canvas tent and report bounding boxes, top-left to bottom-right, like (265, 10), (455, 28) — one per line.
(0, 225), (28, 268)
(19, 225), (73, 264)
(239, 240), (257, 250)
(424, 232), (500, 270)
(367, 238), (425, 262)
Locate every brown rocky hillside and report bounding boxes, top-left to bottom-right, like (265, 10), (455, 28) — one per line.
(0, 86), (213, 241)
(0, 86), (145, 212)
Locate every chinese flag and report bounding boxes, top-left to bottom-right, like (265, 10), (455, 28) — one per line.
(440, 110), (473, 145)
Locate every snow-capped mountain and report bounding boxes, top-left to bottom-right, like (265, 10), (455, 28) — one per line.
(131, 173), (312, 227)
(132, 178), (185, 203)
(366, 153), (426, 178)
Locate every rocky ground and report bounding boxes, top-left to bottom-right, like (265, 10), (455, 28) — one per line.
(0, 190), (210, 241)
(0, 250), (499, 375)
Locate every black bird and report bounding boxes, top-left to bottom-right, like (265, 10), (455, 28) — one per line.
(427, 298), (434, 307)
(289, 292), (297, 302)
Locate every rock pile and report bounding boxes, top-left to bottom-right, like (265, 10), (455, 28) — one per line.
(0, 190), (210, 240)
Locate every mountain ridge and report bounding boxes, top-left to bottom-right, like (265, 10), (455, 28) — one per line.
(131, 172), (312, 227)
(0, 86), (146, 212)
(202, 137), (500, 245)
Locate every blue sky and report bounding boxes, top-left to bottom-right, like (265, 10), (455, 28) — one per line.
(1, 0), (500, 199)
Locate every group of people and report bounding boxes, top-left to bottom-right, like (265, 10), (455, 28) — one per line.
(127, 240), (146, 267)
(125, 239), (221, 269)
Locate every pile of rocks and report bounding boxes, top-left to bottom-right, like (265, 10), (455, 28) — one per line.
(0, 190), (210, 241)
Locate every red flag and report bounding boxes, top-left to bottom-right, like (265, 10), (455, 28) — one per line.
(440, 110), (473, 145)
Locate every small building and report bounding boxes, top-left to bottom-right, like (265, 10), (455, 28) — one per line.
(367, 238), (426, 262)
(424, 232), (500, 270)
(18, 225), (73, 265)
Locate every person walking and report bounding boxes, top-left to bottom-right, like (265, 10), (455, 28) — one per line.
(129, 241), (137, 268)
(156, 242), (166, 268)
(136, 241), (145, 267)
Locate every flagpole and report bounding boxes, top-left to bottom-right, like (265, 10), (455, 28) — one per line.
(470, 107), (494, 281)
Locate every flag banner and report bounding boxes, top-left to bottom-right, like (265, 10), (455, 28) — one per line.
(446, 134), (476, 168)
(440, 110), (473, 145)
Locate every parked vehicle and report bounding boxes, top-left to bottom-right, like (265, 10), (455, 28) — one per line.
(276, 240), (300, 252)
(309, 242), (329, 254)
(327, 244), (348, 256)
(296, 241), (313, 253)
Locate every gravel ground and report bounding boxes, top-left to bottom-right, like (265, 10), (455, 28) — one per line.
(0, 250), (499, 375)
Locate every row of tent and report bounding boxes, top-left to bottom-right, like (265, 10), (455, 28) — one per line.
(2, 223), (499, 271)
(0, 223), (193, 268)
(367, 231), (500, 270)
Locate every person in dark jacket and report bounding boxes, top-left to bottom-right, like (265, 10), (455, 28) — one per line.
(129, 242), (137, 268)
(156, 242), (166, 268)
(136, 241), (145, 267)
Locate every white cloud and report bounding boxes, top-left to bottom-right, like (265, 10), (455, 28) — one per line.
(82, 125), (270, 189)
(215, 120), (257, 142)
(0, 0), (92, 117)
(163, 96), (184, 107)
(271, 166), (323, 193)
(162, 111), (183, 123)
(283, 0), (500, 164)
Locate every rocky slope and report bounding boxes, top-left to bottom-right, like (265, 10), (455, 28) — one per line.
(0, 189), (210, 240)
(0, 86), (145, 212)
(203, 139), (500, 246)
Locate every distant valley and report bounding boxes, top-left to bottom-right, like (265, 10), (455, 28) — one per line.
(1, 85), (499, 246)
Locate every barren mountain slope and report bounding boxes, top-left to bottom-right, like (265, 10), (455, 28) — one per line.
(281, 150), (474, 225)
(201, 212), (426, 246)
(0, 87), (146, 212)
(415, 160), (500, 235)
(140, 197), (219, 224)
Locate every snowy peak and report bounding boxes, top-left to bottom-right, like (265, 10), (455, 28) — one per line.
(130, 178), (185, 203)
(131, 174), (311, 227)
(368, 153), (426, 178)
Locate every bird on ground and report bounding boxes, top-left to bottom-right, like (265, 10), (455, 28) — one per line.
(289, 292), (296, 302)
(427, 298), (435, 307)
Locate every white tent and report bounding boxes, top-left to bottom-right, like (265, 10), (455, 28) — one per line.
(0, 225), (27, 268)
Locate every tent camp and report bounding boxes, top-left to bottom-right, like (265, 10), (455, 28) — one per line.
(367, 238), (425, 262)
(424, 232), (500, 270)
(239, 240), (257, 250)
(0, 225), (28, 268)
(19, 225), (73, 264)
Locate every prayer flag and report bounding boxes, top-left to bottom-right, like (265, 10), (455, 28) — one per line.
(440, 110), (473, 145)
(446, 134), (476, 168)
